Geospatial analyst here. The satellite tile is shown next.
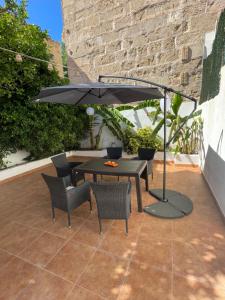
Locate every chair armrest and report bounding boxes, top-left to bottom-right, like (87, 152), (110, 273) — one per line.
(62, 175), (72, 187)
(69, 161), (83, 168)
(66, 181), (91, 208)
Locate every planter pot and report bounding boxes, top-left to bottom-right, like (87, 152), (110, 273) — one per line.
(138, 148), (156, 160)
(174, 154), (199, 166)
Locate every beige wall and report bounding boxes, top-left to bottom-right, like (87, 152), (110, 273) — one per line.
(62, 0), (225, 97)
(47, 38), (64, 78)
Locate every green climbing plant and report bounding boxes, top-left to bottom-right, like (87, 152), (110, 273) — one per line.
(0, 0), (88, 168)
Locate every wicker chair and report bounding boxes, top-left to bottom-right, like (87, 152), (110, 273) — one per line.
(90, 181), (131, 234)
(51, 153), (85, 186)
(42, 173), (92, 228)
(102, 147), (122, 181)
(133, 148), (156, 191)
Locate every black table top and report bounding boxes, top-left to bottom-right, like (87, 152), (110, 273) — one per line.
(74, 158), (147, 176)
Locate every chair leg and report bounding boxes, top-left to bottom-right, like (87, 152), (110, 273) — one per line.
(152, 172), (153, 180)
(117, 176), (120, 181)
(67, 212), (71, 228)
(52, 207), (55, 223)
(89, 199), (92, 211)
(125, 219), (128, 235)
(98, 218), (102, 234)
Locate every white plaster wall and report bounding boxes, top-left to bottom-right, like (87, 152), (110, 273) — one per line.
(3, 150), (30, 167)
(81, 101), (194, 149)
(200, 66), (225, 217)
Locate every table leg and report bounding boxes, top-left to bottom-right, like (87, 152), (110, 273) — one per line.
(144, 167), (149, 191)
(135, 176), (142, 212)
(93, 174), (97, 182)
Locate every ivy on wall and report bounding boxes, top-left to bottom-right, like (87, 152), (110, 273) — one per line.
(200, 9), (225, 104)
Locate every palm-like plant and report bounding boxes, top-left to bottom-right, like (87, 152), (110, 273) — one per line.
(86, 105), (135, 149)
(115, 95), (202, 154)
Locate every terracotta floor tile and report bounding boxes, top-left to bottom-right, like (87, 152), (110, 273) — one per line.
(78, 250), (128, 299)
(191, 239), (225, 279)
(100, 226), (138, 259)
(46, 240), (94, 282)
(111, 212), (144, 232)
(139, 218), (173, 241)
(0, 222), (43, 255)
(1, 161), (225, 299)
(66, 285), (105, 300)
(0, 256), (72, 299)
(173, 241), (207, 279)
(17, 267), (73, 300)
(14, 211), (45, 227)
(173, 217), (225, 245)
(33, 214), (85, 240)
(0, 256), (38, 299)
(19, 232), (66, 267)
(72, 220), (110, 247)
(173, 273), (225, 300)
(117, 261), (172, 300)
(0, 249), (13, 270)
(133, 238), (172, 272)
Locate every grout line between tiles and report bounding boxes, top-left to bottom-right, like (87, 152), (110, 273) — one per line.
(64, 216), (115, 300)
(116, 217), (144, 300)
(0, 247), (74, 285)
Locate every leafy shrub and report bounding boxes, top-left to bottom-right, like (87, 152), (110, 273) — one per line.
(0, 1), (88, 167)
(125, 127), (163, 154)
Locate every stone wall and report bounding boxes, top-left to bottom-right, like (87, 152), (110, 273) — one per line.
(46, 38), (64, 78)
(61, 0), (225, 98)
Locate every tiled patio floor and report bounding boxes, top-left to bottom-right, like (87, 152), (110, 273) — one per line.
(0, 157), (225, 300)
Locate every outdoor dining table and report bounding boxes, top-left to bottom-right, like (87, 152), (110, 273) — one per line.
(73, 158), (148, 212)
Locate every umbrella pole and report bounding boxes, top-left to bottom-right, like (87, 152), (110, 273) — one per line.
(145, 86), (193, 218)
(98, 75), (194, 219)
(162, 88), (167, 201)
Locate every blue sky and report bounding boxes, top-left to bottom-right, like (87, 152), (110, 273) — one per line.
(0, 0), (63, 41)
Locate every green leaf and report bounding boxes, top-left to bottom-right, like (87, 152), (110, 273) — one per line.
(171, 93), (183, 116)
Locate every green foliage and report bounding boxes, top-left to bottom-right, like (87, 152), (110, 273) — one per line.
(88, 105), (135, 149)
(125, 127), (163, 154)
(200, 9), (225, 103)
(102, 96), (202, 155)
(146, 94), (202, 154)
(61, 42), (68, 78)
(171, 117), (203, 154)
(0, 0), (88, 168)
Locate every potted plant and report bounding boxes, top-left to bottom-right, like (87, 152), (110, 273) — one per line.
(125, 127), (163, 156)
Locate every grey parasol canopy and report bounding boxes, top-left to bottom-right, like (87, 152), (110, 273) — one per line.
(34, 82), (163, 104)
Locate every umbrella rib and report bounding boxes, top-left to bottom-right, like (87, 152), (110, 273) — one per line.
(76, 89), (93, 105)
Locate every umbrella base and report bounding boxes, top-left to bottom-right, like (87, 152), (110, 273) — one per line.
(144, 189), (193, 219)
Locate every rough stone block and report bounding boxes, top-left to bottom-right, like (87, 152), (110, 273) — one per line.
(190, 13), (218, 32)
(62, 0), (223, 97)
(106, 40), (122, 53)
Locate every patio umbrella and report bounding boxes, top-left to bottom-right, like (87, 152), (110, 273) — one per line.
(35, 76), (197, 219)
(35, 82), (163, 104)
